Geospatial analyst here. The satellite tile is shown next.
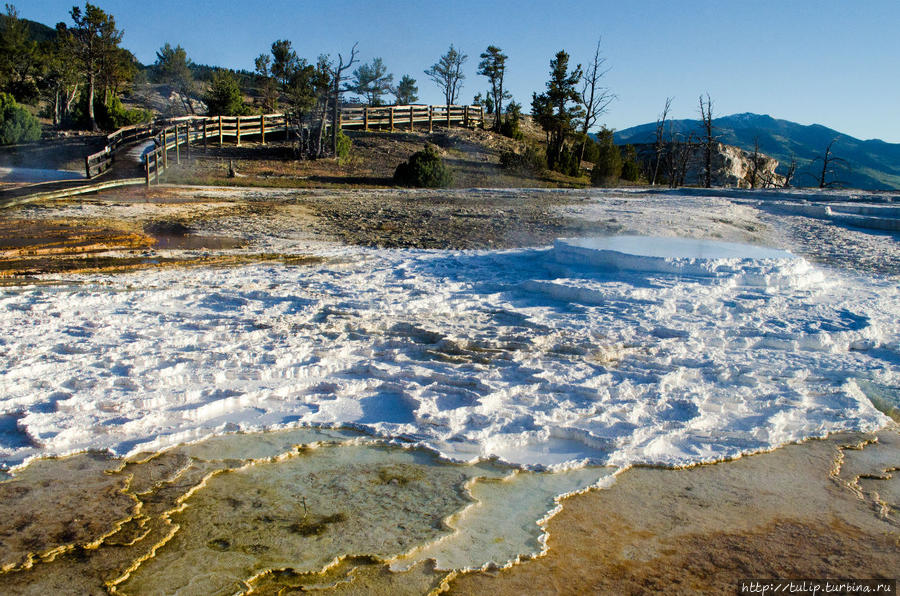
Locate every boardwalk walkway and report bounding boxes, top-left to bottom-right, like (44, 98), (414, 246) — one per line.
(1, 104), (483, 207)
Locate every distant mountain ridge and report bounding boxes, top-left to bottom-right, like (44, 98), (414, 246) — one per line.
(613, 113), (900, 190)
(0, 14), (57, 43)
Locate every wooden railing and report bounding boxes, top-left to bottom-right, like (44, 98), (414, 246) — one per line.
(85, 122), (157, 178)
(85, 104), (484, 184)
(339, 104), (483, 132)
(85, 113), (290, 179)
(140, 113), (291, 185)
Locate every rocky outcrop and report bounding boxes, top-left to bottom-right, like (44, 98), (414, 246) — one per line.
(631, 141), (784, 188)
(125, 84), (207, 118)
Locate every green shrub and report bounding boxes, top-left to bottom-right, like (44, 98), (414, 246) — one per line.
(393, 144), (452, 187)
(582, 136), (600, 163)
(499, 101), (524, 140)
(621, 144), (642, 182)
(556, 144), (581, 177)
(335, 129), (351, 160)
(499, 117), (523, 141)
(204, 70), (249, 116)
(591, 127), (622, 185)
(499, 145), (547, 174)
(0, 92), (41, 145)
(98, 96), (153, 130)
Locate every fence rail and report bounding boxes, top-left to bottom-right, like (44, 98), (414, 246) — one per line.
(84, 104), (484, 185)
(340, 104), (483, 132)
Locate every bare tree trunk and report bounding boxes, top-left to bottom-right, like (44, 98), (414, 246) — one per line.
(748, 137), (761, 189)
(87, 73), (98, 131)
(66, 84), (80, 115)
(784, 155), (796, 188)
(330, 81), (339, 156)
(329, 43), (359, 157)
(651, 97), (671, 186)
(578, 39), (614, 164)
(699, 94), (714, 188)
(317, 102), (328, 157)
(53, 89), (60, 126)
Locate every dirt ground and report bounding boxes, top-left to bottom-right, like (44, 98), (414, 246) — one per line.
(159, 126), (586, 190)
(0, 186), (624, 277)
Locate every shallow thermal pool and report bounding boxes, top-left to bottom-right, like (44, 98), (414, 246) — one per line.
(0, 235), (897, 587)
(0, 236), (895, 472)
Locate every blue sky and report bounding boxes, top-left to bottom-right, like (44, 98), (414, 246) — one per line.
(20, 0), (900, 142)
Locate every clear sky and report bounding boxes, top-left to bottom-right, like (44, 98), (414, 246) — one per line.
(20, 0), (900, 142)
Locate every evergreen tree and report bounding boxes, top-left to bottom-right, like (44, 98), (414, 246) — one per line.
(0, 4), (39, 102)
(499, 100), (523, 140)
(270, 39), (299, 89)
(621, 144), (641, 182)
(285, 59), (317, 115)
(531, 50), (583, 170)
(154, 43), (193, 113)
(351, 57), (393, 106)
(425, 45), (466, 106)
(254, 53), (277, 112)
(204, 69), (246, 116)
(590, 127), (622, 185)
(64, 3), (123, 131)
(392, 74), (418, 105)
(98, 45), (136, 104)
(477, 45), (510, 131)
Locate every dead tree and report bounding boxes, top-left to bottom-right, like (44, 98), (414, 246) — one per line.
(313, 55), (332, 158)
(813, 138), (848, 188)
(651, 97), (672, 186)
(698, 93), (716, 188)
(328, 42), (359, 157)
(748, 136), (762, 189)
(577, 38), (615, 162)
(666, 132), (696, 188)
(783, 154), (797, 188)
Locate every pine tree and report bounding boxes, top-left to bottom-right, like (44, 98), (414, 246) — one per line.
(531, 51), (583, 170)
(477, 45), (509, 131)
(351, 57), (393, 106)
(154, 43), (193, 113)
(392, 74), (418, 105)
(65, 3), (123, 131)
(204, 69), (245, 116)
(425, 45), (467, 106)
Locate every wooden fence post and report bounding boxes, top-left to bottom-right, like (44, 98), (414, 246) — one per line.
(154, 150), (160, 183)
(175, 124), (181, 165)
(410, 106), (414, 131)
(203, 119), (208, 150)
(185, 121), (191, 160)
(145, 156), (150, 187)
(236, 117), (241, 146)
(364, 107), (369, 131)
(446, 105), (451, 128)
(464, 105), (469, 128)
(162, 131), (168, 169)
(428, 106), (433, 132)
(389, 107), (394, 132)
(218, 116), (223, 146)
(260, 114), (266, 145)
(84, 156), (91, 178)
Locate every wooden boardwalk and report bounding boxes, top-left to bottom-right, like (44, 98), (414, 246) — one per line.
(85, 105), (484, 186)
